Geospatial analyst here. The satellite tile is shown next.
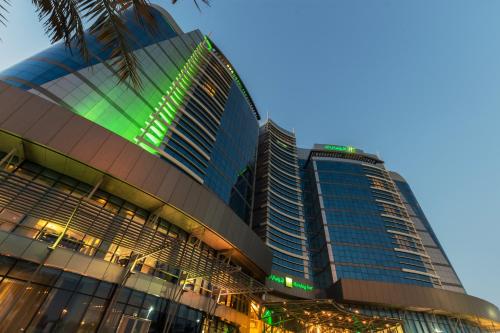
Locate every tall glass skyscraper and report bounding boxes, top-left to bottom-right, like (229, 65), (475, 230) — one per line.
(390, 171), (465, 294)
(0, 4), (499, 332)
(253, 120), (309, 279)
(260, 128), (499, 332)
(0, 5), (269, 333)
(0, 5), (259, 224)
(302, 144), (441, 289)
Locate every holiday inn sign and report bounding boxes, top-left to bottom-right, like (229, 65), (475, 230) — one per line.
(267, 274), (314, 291)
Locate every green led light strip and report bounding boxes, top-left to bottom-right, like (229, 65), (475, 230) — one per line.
(135, 39), (210, 154)
(324, 144), (356, 153)
(203, 35), (254, 111)
(267, 274), (314, 291)
(204, 35), (213, 52)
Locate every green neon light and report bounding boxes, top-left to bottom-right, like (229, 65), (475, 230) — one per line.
(204, 35), (213, 51)
(203, 35), (255, 114)
(63, 37), (212, 157)
(268, 274), (284, 284)
(324, 144), (357, 153)
(267, 274), (314, 291)
(135, 41), (208, 154)
(262, 309), (274, 326)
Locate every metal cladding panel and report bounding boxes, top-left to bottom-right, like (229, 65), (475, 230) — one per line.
(329, 279), (500, 324)
(47, 114), (94, 153)
(24, 104), (74, 143)
(0, 85), (33, 123)
(0, 81), (272, 276)
(89, 134), (129, 172)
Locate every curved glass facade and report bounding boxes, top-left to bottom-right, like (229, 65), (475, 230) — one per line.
(0, 155), (249, 333)
(0, 8), (260, 223)
(302, 148), (441, 289)
(253, 120), (309, 278)
(0, 4), (498, 330)
(391, 171), (466, 294)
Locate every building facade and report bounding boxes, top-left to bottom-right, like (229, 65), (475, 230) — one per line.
(301, 144), (442, 289)
(0, 4), (499, 333)
(260, 136), (500, 332)
(0, 5), (259, 225)
(253, 120), (310, 279)
(0, 5), (270, 333)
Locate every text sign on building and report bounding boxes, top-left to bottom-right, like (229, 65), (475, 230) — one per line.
(268, 274), (313, 291)
(323, 144), (356, 153)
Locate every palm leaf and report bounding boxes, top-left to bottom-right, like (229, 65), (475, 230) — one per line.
(79, 0), (155, 88)
(0, 0), (9, 27)
(28, 0), (206, 89)
(172, 0), (210, 11)
(0, 0), (10, 42)
(32, 0), (88, 61)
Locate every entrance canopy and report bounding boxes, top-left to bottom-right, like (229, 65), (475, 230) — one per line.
(261, 299), (403, 333)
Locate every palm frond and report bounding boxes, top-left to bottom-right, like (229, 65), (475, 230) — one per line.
(0, 0), (10, 28)
(80, 0), (150, 88)
(129, 0), (157, 31)
(32, 0), (88, 61)
(28, 0), (208, 89)
(172, 0), (210, 12)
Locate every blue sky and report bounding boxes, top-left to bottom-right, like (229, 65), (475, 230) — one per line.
(1, 1), (499, 306)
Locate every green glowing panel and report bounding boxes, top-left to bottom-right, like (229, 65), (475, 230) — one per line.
(62, 35), (210, 157)
(268, 274), (284, 284)
(267, 274), (314, 291)
(262, 309), (273, 326)
(135, 40), (209, 154)
(324, 144), (357, 153)
(204, 35), (213, 51)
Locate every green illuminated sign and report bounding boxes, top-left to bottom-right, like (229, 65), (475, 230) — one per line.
(323, 144), (356, 153)
(262, 309), (273, 325)
(267, 274), (313, 291)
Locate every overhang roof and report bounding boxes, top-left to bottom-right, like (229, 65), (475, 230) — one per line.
(0, 81), (272, 280)
(262, 299), (403, 332)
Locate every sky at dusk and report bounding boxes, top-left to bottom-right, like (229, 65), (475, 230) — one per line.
(1, 0), (499, 306)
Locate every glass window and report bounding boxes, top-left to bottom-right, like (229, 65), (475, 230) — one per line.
(116, 288), (131, 304)
(0, 279), (49, 332)
(128, 290), (145, 307)
(78, 277), (99, 295)
(0, 256), (15, 276)
(58, 294), (92, 332)
(77, 297), (106, 332)
(0, 209), (25, 225)
(55, 272), (81, 291)
(28, 288), (72, 332)
(95, 281), (113, 299)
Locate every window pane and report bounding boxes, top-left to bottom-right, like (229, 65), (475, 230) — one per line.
(77, 277), (98, 295)
(28, 288), (72, 332)
(0, 256), (15, 276)
(77, 297), (106, 333)
(100, 302), (125, 331)
(58, 294), (91, 332)
(0, 279), (49, 332)
(55, 272), (81, 291)
(95, 281), (113, 299)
